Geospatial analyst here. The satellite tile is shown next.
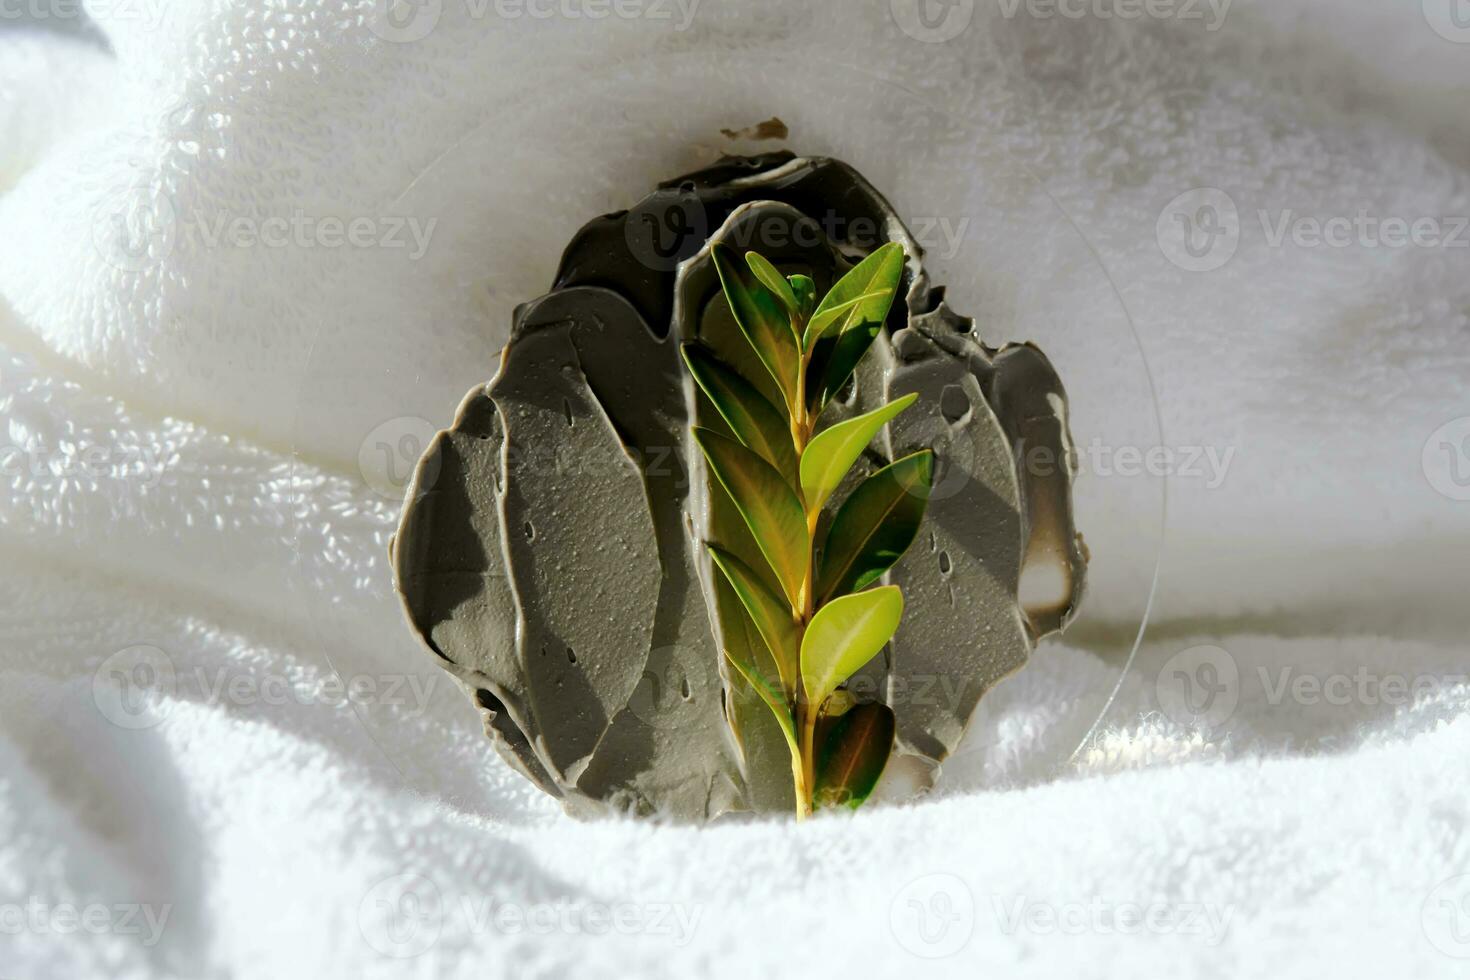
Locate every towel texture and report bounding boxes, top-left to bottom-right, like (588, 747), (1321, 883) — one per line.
(0, 1), (1467, 976)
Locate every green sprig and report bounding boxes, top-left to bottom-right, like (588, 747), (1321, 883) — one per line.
(688, 241), (933, 819)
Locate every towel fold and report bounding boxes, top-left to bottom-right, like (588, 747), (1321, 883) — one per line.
(1, 2), (1467, 975)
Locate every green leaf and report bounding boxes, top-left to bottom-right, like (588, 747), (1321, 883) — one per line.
(805, 317), (885, 418)
(803, 290), (888, 348)
(682, 345), (798, 482)
(799, 393), (917, 517)
(723, 648), (797, 756)
(802, 241), (904, 350)
(814, 701), (896, 810)
(788, 274), (817, 320)
(712, 244), (800, 410)
(745, 251), (799, 317)
(800, 585), (904, 709)
(707, 545), (801, 695)
(817, 451), (933, 605)
(693, 428), (810, 609)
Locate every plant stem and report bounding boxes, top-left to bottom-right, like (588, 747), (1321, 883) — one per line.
(791, 739), (812, 821)
(790, 336), (819, 821)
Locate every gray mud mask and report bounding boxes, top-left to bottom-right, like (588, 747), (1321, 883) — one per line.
(391, 154), (1086, 821)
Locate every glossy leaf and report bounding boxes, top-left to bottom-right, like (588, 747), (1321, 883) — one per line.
(799, 393), (917, 517)
(693, 428), (810, 609)
(814, 701), (896, 810)
(712, 244), (800, 408)
(800, 586), (904, 709)
(682, 344), (798, 482)
(723, 648), (797, 755)
(805, 317), (885, 418)
(745, 251), (799, 317)
(708, 545), (800, 695)
(788, 274), (817, 320)
(802, 242), (904, 350)
(803, 290), (888, 347)
(817, 451), (933, 605)
(711, 568), (783, 750)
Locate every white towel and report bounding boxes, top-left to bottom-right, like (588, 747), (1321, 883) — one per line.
(0, 1), (1467, 976)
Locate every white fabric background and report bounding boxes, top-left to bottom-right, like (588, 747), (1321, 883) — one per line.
(0, 1), (1467, 976)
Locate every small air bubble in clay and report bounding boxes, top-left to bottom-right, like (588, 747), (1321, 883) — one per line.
(680, 678), (691, 700)
(938, 550), (952, 575)
(940, 384), (970, 424)
(523, 521), (535, 540)
(562, 399), (574, 427)
(567, 647), (577, 664)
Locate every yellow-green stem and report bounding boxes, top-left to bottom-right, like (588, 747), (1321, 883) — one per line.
(790, 333), (820, 820)
(791, 743), (812, 821)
